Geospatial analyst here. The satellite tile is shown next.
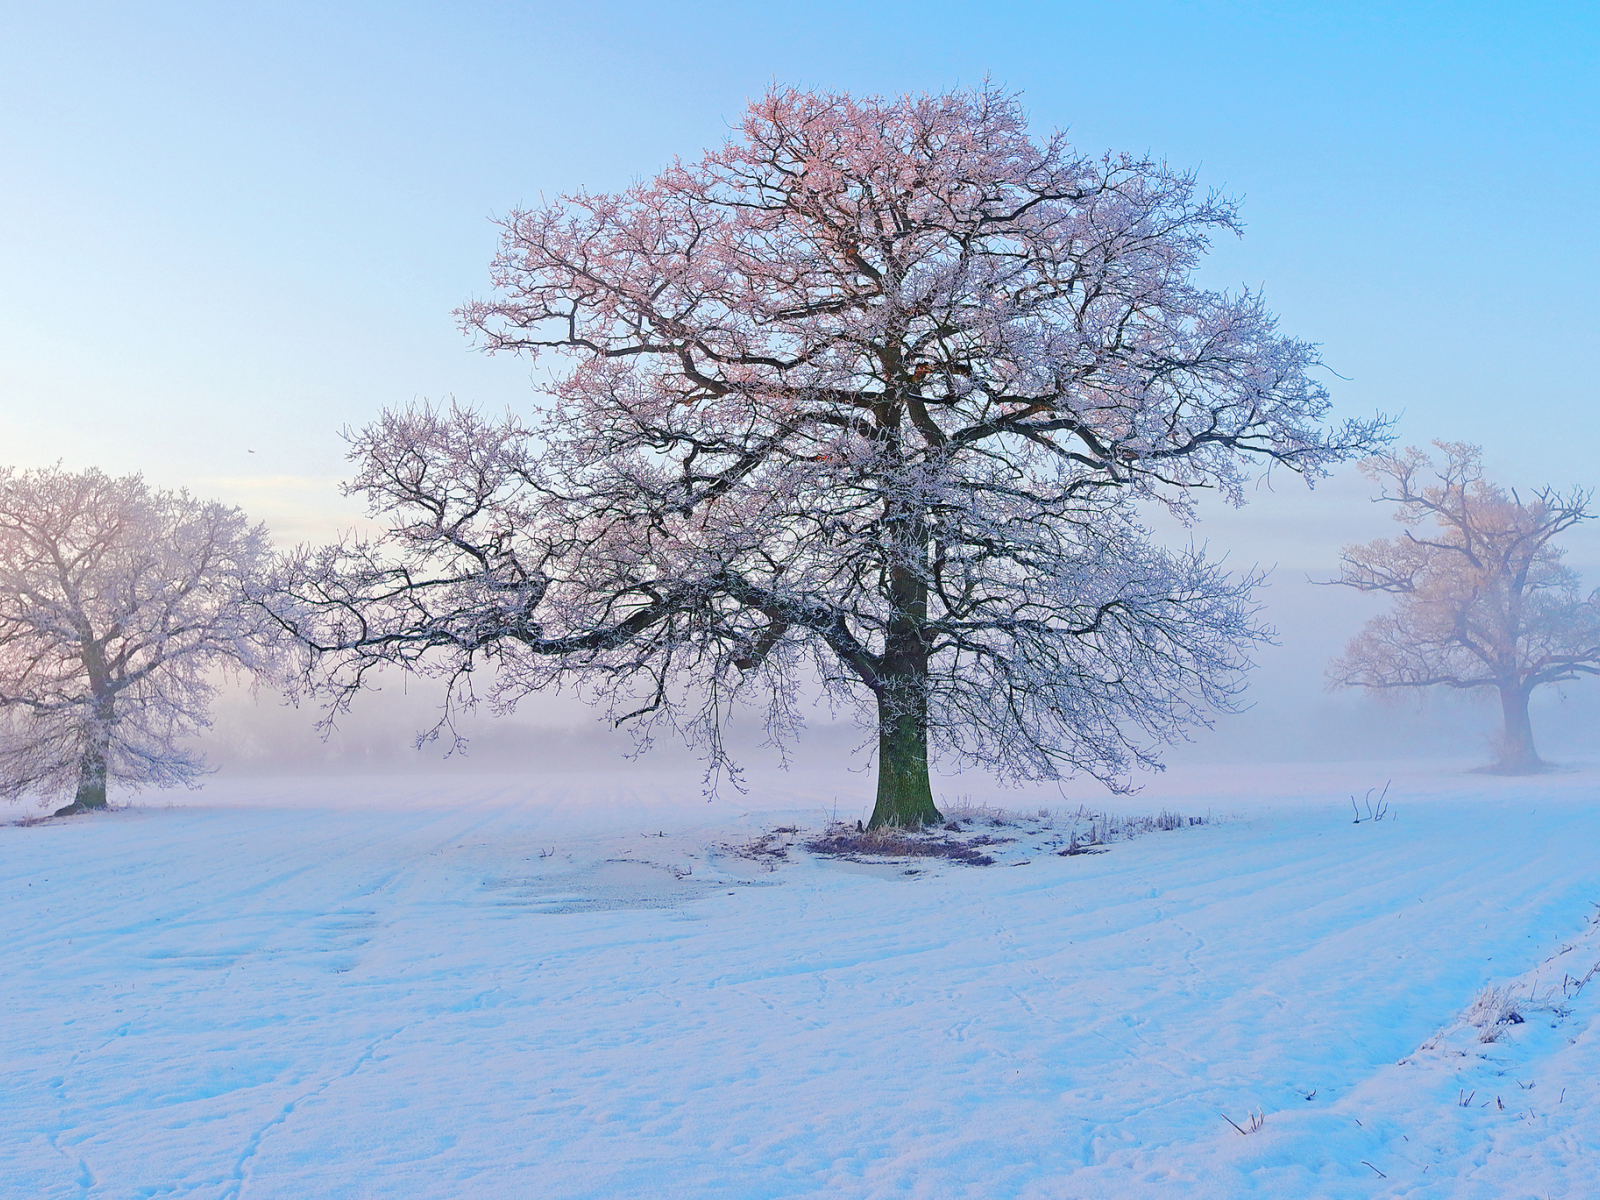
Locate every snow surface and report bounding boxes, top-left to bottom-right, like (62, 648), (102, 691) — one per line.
(4, 761), (1600, 1198)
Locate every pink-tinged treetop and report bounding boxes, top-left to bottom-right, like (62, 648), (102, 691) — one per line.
(460, 86), (1373, 510)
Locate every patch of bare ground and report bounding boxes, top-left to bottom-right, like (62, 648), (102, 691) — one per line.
(735, 804), (1216, 874)
(805, 823), (1007, 867)
(716, 826), (801, 871)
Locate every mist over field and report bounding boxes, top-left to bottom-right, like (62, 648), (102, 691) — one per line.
(193, 529), (1600, 787)
(160, 455), (1597, 790)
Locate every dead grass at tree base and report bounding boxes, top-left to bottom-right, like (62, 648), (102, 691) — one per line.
(805, 824), (1005, 867)
(737, 803), (1215, 874)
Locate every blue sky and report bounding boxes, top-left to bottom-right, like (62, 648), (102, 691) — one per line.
(2, 0), (1596, 561)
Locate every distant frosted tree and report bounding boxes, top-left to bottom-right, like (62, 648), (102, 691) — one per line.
(272, 86), (1385, 826)
(0, 466), (277, 813)
(1328, 442), (1599, 773)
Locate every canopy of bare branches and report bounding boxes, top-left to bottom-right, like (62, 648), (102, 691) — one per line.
(0, 466), (278, 809)
(1329, 442), (1599, 771)
(271, 86), (1385, 824)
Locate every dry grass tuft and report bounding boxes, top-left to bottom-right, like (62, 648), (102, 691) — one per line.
(1051, 806), (1210, 856)
(1466, 983), (1565, 1042)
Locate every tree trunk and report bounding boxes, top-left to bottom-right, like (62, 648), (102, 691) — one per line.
(61, 697), (113, 812)
(868, 497), (942, 829)
(872, 685), (940, 828)
(1493, 684), (1542, 773)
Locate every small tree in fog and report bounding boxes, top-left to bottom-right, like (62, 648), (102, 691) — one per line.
(0, 466), (277, 813)
(1328, 442), (1600, 773)
(271, 86), (1383, 827)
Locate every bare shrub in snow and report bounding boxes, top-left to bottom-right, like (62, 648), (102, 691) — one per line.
(270, 85), (1385, 828)
(0, 466), (279, 813)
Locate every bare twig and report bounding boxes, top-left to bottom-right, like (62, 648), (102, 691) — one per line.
(1221, 1109), (1264, 1135)
(1351, 782), (1391, 823)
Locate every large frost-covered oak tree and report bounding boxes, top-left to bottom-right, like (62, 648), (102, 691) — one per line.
(1328, 443), (1599, 773)
(272, 87), (1385, 827)
(0, 466), (277, 814)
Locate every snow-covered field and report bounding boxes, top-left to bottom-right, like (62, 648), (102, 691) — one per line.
(5, 761), (1599, 1198)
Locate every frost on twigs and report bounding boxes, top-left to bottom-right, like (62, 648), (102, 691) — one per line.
(269, 85), (1387, 829)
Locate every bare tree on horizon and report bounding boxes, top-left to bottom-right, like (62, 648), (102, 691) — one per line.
(0, 466), (278, 813)
(1328, 442), (1600, 773)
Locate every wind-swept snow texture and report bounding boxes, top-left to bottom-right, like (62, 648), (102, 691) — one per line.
(4, 763), (1600, 1198)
